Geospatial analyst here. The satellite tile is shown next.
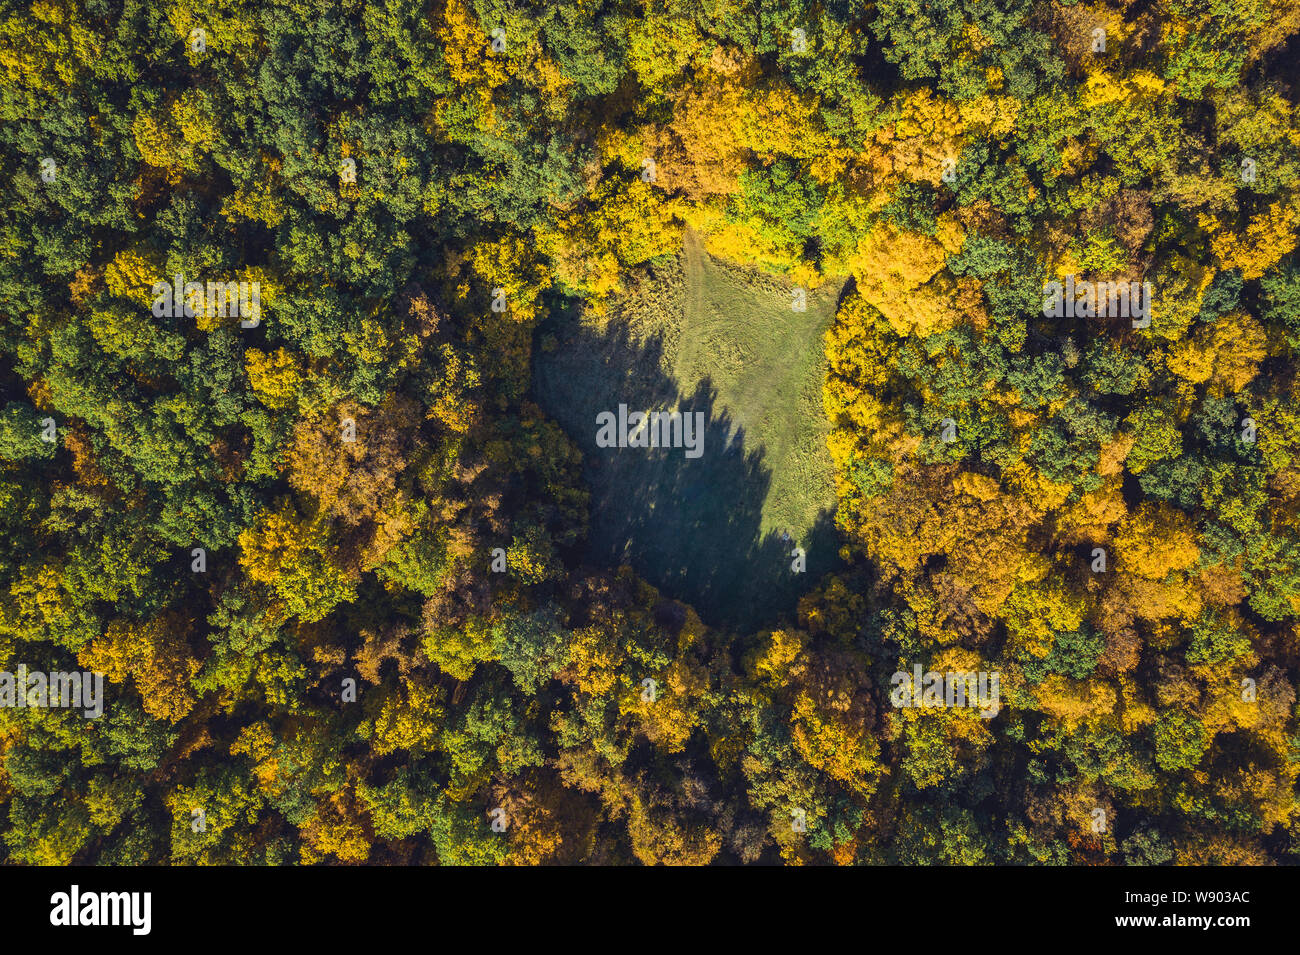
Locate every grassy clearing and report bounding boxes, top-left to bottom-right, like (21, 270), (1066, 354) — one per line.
(534, 232), (843, 632)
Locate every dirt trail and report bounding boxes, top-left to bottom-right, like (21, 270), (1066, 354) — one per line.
(680, 229), (706, 383)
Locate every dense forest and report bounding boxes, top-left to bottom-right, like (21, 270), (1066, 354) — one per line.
(2, 0), (1300, 865)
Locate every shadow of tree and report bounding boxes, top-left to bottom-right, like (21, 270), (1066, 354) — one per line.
(534, 301), (839, 633)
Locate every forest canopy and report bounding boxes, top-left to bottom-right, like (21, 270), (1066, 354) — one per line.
(2, 0), (1300, 865)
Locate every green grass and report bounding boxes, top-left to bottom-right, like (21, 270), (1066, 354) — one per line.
(534, 233), (843, 632)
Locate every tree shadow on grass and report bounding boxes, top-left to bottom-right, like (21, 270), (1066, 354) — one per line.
(534, 302), (839, 634)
